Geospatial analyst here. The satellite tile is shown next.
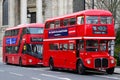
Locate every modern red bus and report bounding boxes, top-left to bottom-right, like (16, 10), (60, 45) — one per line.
(3, 23), (44, 66)
(43, 9), (116, 74)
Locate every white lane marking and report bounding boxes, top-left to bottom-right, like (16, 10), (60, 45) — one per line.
(47, 70), (62, 73)
(0, 70), (5, 72)
(25, 68), (61, 73)
(9, 72), (24, 77)
(41, 74), (71, 80)
(31, 77), (41, 80)
(94, 75), (120, 80)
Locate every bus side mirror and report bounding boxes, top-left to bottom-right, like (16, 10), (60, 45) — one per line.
(23, 45), (27, 50)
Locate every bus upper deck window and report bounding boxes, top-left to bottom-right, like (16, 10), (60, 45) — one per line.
(55, 20), (60, 28)
(77, 16), (84, 25)
(45, 22), (49, 29)
(50, 22), (55, 29)
(100, 16), (112, 24)
(70, 18), (76, 25)
(86, 16), (98, 24)
(63, 19), (69, 26)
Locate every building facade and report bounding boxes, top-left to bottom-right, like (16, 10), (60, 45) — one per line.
(0, 0), (75, 46)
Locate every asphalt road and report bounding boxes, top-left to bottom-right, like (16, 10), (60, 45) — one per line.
(0, 62), (120, 80)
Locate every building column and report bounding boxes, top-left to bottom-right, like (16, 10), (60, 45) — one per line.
(9, 0), (15, 27)
(58, 0), (64, 16)
(20, 0), (27, 24)
(0, 0), (3, 27)
(67, 0), (73, 14)
(36, 0), (43, 23)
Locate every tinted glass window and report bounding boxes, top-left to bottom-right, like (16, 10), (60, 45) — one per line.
(55, 20), (60, 28)
(6, 46), (18, 53)
(4, 29), (19, 36)
(24, 28), (43, 34)
(86, 40), (98, 52)
(100, 16), (112, 24)
(100, 40), (107, 51)
(86, 16), (98, 24)
(63, 44), (68, 50)
(69, 43), (75, 50)
(63, 19), (69, 26)
(70, 18), (76, 25)
(49, 43), (59, 50)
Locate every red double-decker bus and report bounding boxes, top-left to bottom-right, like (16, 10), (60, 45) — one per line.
(43, 9), (116, 74)
(3, 23), (44, 66)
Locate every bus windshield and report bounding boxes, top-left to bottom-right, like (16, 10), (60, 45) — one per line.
(86, 40), (98, 52)
(86, 40), (108, 52)
(86, 16), (112, 24)
(26, 27), (43, 34)
(100, 16), (112, 24)
(86, 16), (98, 24)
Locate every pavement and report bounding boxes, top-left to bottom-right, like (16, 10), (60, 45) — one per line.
(0, 57), (120, 74)
(115, 67), (120, 74)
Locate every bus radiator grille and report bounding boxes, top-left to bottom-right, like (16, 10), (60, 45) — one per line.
(95, 58), (108, 68)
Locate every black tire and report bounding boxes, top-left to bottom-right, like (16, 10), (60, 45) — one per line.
(106, 67), (114, 74)
(5, 57), (9, 64)
(49, 59), (55, 71)
(19, 58), (23, 67)
(77, 61), (86, 75)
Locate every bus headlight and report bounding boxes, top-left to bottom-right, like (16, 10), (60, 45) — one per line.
(111, 59), (114, 64)
(29, 59), (32, 63)
(87, 59), (91, 64)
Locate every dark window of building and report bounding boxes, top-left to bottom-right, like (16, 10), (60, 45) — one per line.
(2, 0), (8, 25)
(30, 12), (36, 23)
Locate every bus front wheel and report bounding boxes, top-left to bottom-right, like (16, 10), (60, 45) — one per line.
(106, 67), (114, 74)
(5, 57), (9, 64)
(77, 61), (85, 75)
(19, 58), (23, 67)
(49, 59), (55, 71)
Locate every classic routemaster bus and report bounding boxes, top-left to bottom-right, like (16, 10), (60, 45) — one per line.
(3, 23), (44, 66)
(43, 9), (116, 74)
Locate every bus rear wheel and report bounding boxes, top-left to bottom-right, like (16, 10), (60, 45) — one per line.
(106, 67), (114, 74)
(77, 61), (85, 75)
(49, 59), (55, 71)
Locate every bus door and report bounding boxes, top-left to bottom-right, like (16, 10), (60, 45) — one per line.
(76, 40), (80, 58)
